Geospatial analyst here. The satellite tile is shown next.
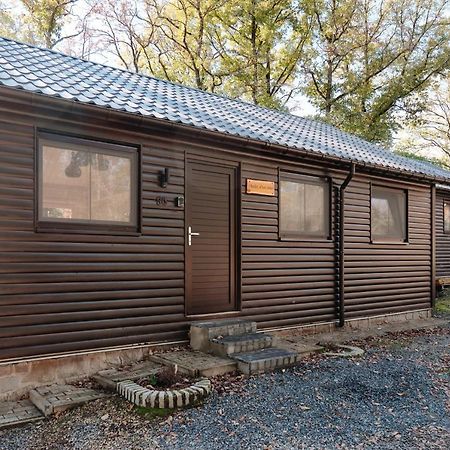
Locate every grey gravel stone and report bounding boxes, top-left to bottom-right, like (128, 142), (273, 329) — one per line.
(0, 325), (448, 450)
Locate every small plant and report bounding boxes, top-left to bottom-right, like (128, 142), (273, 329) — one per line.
(147, 373), (158, 387)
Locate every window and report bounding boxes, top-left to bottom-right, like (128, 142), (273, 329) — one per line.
(371, 185), (407, 242)
(279, 172), (330, 239)
(444, 202), (450, 234)
(38, 133), (138, 231)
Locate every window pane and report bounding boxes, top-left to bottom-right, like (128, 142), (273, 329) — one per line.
(305, 183), (326, 234)
(372, 197), (389, 237)
(280, 181), (305, 232)
(91, 154), (132, 223)
(280, 175), (328, 237)
(444, 202), (450, 233)
(41, 146), (90, 220)
(40, 140), (135, 226)
(371, 186), (406, 241)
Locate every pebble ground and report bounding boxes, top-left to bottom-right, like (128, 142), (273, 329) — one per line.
(0, 325), (448, 450)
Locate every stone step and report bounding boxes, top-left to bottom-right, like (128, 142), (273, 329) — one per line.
(0, 399), (44, 430)
(209, 333), (274, 357)
(232, 347), (298, 375)
(29, 384), (110, 417)
(93, 360), (163, 390)
(190, 319), (257, 351)
(150, 350), (237, 377)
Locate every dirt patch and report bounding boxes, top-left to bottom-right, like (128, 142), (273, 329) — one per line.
(136, 366), (195, 391)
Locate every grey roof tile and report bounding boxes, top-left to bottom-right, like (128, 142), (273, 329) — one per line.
(0, 36), (449, 181)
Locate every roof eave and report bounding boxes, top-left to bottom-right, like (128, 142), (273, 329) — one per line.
(0, 84), (448, 185)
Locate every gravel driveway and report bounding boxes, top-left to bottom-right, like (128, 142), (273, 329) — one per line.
(1, 325), (449, 450)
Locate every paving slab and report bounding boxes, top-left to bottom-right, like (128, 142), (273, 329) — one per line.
(150, 350), (237, 377)
(0, 399), (44, 429)
(276, 339), (324, 356)
(295, 317), (449, 346)
(233, 347), (298, 375)
(29, 384), (110, 417)
(93, 360), (163, 389)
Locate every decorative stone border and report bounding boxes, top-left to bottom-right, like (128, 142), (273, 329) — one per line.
(117, 378), (211, 409)
(322, 344), (364, 357)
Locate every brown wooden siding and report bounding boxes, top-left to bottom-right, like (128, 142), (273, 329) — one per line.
(240, 161), (336, 329)
(0, 90), (433, 361)
(0, 111), (186, 360)
(436, 190), (450, 277)
(344, 177), (432, 317)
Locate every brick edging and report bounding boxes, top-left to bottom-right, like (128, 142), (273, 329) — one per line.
(117, 378), (211, 408)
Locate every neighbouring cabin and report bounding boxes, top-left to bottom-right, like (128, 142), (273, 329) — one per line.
(436, 186), (450, 287)
(0, 37), (448, 364)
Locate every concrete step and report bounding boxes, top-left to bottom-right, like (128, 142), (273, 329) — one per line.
(232, 347), (298, 375)
(209, 333), (274, 357)
(190, 319), (257, 351)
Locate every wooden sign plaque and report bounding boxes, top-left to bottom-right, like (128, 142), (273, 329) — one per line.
(246, 179), (275, 196)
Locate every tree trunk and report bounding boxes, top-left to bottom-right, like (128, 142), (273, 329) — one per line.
(250, 0), (258, 104)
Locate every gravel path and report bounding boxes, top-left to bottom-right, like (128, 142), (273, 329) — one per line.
(1, 325), (449, 450)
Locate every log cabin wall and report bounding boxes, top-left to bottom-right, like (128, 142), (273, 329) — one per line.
(436, 189), (450, 278)
(0, 90), (433, 361)
(344, 176), (432, 318)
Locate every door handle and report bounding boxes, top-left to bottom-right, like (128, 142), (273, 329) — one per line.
(188, 226), (200, 246)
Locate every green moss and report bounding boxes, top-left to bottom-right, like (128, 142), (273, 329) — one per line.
(183, 397), (205, 409)
(435, 299), (450, 315)
(435, 290), (450, 316)
(134, 405), (173, 419)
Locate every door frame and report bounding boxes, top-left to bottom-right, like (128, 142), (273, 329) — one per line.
(184, 152), (241, 318)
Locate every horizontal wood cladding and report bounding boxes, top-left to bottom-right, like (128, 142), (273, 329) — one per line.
(436, 191), (450, 277)
(0, 92), (433, 360)
(0, 113), (186, 360)
(240, 161), (336, 328)
(344, 176), (432, 315)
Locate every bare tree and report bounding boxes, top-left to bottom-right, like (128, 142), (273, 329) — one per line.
(399, 77), (450, 160)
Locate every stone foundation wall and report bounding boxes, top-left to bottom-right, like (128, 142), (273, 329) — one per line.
(270, 308), (432, 337)
(0, 308), (432, 401)
(0, 342), (186, 402)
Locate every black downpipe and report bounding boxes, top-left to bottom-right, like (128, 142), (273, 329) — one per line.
(337, 163), (356, 327)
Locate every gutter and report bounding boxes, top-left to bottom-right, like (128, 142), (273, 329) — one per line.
(431, 184), (436, 306)
(435, 183), (450, 191)
(337, 163), (356, 327)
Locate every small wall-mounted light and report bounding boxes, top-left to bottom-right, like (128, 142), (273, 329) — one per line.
(159, 168), (170, 188)
(175, 196), (184, 208)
